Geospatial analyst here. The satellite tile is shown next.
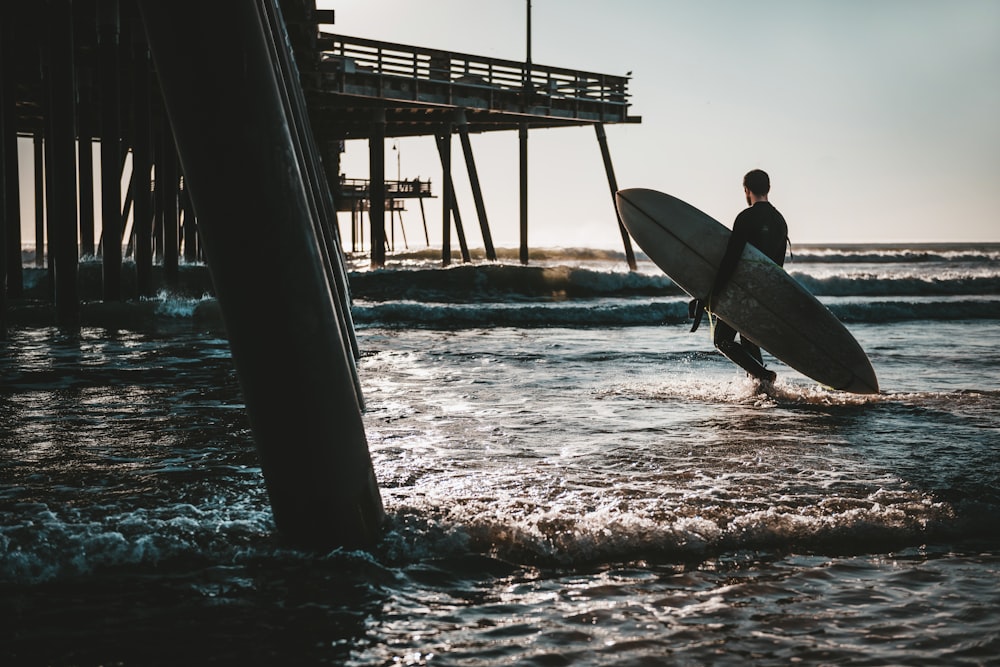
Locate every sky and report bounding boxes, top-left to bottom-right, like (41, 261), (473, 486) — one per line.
(13, 0), (999, 251)
(326, 0), (1000, 249)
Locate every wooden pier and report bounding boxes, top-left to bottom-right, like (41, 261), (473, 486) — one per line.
(0, 0), (641, 550)
(303, 32), (641, 267)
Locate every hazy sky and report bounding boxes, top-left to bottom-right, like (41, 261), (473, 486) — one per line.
(330, 0), (999, 249)
(13, 1), (998, 250)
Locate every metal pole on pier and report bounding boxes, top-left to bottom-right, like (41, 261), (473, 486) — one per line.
(519, 123), (529, 265)
(138, 0), (383, 550)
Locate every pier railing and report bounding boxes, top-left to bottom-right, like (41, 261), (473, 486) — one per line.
(315, 33), (634, 125)
(339, 177), (432, 197)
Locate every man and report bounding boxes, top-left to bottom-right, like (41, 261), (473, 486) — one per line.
(700, 169), (788, 383)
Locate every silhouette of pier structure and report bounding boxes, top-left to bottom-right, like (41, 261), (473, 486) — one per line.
(305, 32), (641, 267)
(0, 1), (641, 550)
(337, 176), (434, 252)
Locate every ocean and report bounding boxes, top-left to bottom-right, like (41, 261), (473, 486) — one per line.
(2, 243), (999, 665)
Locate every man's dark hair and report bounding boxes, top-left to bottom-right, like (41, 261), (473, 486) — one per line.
(743, 169), (770, 196)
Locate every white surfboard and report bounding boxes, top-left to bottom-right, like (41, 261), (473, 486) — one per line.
(616, 188), (878, 394)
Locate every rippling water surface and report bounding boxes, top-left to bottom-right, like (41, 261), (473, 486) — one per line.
(2, 247), (1000, 665)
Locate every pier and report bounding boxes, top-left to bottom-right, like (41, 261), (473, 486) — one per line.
(309, 32), (641, 267)
(0, 1), (640, 549)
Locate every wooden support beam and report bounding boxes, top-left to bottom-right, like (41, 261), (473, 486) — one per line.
(0, 16), (7, 330)
(160, 119), (179, 285)
(46, 1), (80, 326)
(1, 16), (21, 297)
(99, 0), (122, 300)
(436, 130), (470, 264)
(595, 123), (637, 270)
(369, 109), (386, 267)
(130, 28), (153, 297)
(78, 133), (95, 258)
(439, 125), (452, 265)
(258, 0), (362, 372)
(181, 179), (197, 262)
(33, 134), (44, 269)
(457, 114), (496, 261)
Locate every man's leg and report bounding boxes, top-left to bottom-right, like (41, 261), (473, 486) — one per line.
(714, 322), (776, 382)
(740, 336), (764, 366)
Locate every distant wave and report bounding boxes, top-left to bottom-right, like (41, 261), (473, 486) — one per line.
(792, 273), (1000, 297)
(789, 245), (1000, 264)
(352, 244), (1000, 267)
(350, 264), (683, 301)
(350, 264), (1000, 302)
(352, 297), (1000, 328)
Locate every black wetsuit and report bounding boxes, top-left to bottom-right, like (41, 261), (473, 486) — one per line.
(710, 201), (788, 380)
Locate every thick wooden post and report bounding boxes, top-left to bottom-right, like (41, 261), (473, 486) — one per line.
(77, 128), (95, 258)
(181, 178), (197, 262)
(47, 1), (79, 327)
(98, 0), (122, 300)
(595, 123), (637, 270)
(160, 121), (179, 285)
(33, 134), (44, 268)
(2, 16), (22, 297)
(130, 27), (153, 297)
(138, 0), (383, 550)
(369, 109), (386, 267)
(440, 125), (452, 266)
(257, 0), (362, 382)
(0, 16), (7, 331)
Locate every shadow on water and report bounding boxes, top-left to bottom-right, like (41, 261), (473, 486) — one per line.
(3, 552), (392, 666)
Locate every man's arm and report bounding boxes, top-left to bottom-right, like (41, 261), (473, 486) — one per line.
(706, 220), (748, 308)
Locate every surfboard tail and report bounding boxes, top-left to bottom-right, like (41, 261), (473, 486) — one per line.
(839, 372), (879, 395)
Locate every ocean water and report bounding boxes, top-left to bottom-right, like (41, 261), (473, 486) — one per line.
(2, 244), (999, 665)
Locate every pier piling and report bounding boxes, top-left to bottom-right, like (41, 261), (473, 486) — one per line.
(369, 110), (386, 268)
(46, 1), (80, 327)
(457, 114), (496, 262)
(98, 0), (122, 300)
(138, 0), (383, 549)
(130, 25), (154, 297)
(1, 0), (639, 550)
(595, 123), (637, 271)
(1, 14), (21, 298)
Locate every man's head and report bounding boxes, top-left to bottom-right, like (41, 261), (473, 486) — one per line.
(743, 169), (770, 205)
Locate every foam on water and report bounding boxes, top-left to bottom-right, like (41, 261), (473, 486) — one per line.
(3, 244), (999, 665)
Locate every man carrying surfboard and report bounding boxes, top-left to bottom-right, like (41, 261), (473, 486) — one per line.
(699, 169), (788, 383)
(616, 185), (877, 393)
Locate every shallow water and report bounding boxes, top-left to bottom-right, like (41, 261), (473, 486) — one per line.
(2, 245), (1000, 665)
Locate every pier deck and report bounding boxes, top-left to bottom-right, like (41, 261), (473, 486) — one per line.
(308, 33), (640, 139)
